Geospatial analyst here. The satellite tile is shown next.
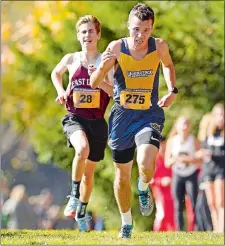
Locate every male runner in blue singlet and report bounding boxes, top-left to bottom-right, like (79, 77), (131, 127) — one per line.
(90, 3), (177, 238)
(51, 15), (113, 232)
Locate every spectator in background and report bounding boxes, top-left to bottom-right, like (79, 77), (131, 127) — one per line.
(2, 184), (37, 229)
(86, 210), (105, 231)
(165, 116), (202, 231)
(0, 175), (10, 206)
(198, 113), (213, 143)
(1, 175), (10, 228)
(195, 171), (213, 231)
(150, 137), (175, 231)
(53, 206), (76, 230)
(198, 103), (224, 143)
(196, 104), (224, 232)
(44, 204), (60, 229)
(33, 188), (54, 229)
(194, 105), (222, 231)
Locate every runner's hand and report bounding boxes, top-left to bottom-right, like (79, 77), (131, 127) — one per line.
(56, 91), (67, 104)
(157, 92), (176, 107)
(99, 48), (116, 72)
(88, 64), (96, 76)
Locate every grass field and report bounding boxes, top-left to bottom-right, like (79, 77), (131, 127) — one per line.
(1, 230), (224, 245)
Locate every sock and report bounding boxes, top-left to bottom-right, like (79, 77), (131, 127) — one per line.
(71, 180), (80, 199)
(120, 209), (132, 226)
(76, 201), (88, 219)
(138, 178), (149, 192)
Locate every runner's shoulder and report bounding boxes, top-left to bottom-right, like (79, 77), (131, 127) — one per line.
(107, 39), (122, 53)
(62, 52), (81, 65)
(59, 53), (73, 65)
(155, 37), (167, 44)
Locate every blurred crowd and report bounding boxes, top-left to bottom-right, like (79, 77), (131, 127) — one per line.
(151, 103), (224, 232)
(1, 103), (224, 232)
(1, 183), (105, 231)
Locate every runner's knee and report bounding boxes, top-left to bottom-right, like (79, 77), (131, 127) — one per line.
(75, 145), (90, 160)
(114, 163), (132, 182)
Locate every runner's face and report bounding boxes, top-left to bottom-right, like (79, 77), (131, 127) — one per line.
(77, 22), (100, 50)
(128, 16), (153, 49)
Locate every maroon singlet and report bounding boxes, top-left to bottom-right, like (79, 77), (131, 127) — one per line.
(66, 65), (110, 119)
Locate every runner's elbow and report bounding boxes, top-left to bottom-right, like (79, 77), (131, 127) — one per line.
(90, 80), (98, 89)
(51, 70), (56, 80)
(51, 69), (61, 81)
(90, 75), (102, 89)
(108, 90), (113, 97)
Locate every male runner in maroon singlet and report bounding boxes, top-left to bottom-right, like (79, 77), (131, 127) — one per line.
(51, 15), (113, 232)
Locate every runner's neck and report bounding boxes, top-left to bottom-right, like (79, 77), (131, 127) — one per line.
(80, 50), (100, 65)
(126, 37), (148, 60)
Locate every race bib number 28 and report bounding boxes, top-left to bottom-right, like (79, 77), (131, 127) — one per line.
(120, 89), (151, 110)
(73, 88), (100, 108)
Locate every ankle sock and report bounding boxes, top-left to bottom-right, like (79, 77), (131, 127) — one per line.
(120, 209), (132, 226)
(76, 201), (88, 219)
(138, 178), (149, 192)
(71, 180), (80, 199)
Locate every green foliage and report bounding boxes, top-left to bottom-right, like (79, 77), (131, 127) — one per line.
(2, 1), (224, 230)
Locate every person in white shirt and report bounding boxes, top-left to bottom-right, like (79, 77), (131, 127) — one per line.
(165, 116), (202, 231)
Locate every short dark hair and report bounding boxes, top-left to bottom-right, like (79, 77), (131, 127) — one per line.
(129, 3), (154, 24)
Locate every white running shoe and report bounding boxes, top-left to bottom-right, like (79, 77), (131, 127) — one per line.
(64, 195), (79, 218)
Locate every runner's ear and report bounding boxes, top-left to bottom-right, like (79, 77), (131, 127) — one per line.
(127, 21), (130, 30)
(97, 31), (101, 40)
(77, 32), (80, 42)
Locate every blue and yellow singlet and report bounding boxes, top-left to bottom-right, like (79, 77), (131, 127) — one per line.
(113, 37), (160, 110)
(108, 37), (164, 151)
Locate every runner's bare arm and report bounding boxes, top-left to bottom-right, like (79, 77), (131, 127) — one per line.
(90, 40), (120, 89)
(51, 54), (73, 104)
(156, 38), (176, 90)
(88, 64), (114, 96)
(98, 74), (114, 97)
(156, 39), (177, 107)
(98, 82), (113, 97)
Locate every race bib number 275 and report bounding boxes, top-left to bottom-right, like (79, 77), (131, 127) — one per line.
(73, 88), (100, 108)
(120, 89), (151, 110)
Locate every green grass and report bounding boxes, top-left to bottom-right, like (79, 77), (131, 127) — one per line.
(1, 230), (224, 245)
